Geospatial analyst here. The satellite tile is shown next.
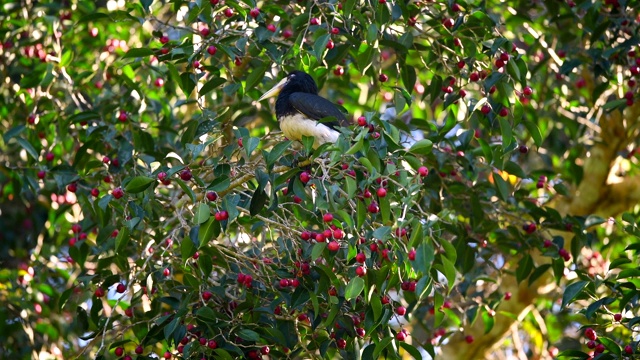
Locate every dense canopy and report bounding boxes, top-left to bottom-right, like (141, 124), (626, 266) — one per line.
(1, 0), (640, 359)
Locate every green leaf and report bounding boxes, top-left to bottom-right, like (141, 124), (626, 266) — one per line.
(399, 343), (422, 359)
(482, 309), (495, 334)
(373, 337), (394, 359)
(441, 256), (457, 293)
(115, 227), (130, 254)
(408, 139), (433, 155)
(516, 254), (533, 283)
(522, 118), (543, 147)
(236, 329), (261, 342)
(345, 277), (365, 300)
(246, 63), (268, 92)
(493, 173), (509, 201)
(175, 178), (196, 202)
(180, 73), (197, 97)
(314, 34), (330, 60)
(312, 243), (326, 261)
(561, 280), (588, 308)
(199, 77), (226, 97)
(499, 117), (513, 150)
(245, 137), (260, 157)
(584, 215), (606, 228)
(16, 137), (39, 161)
(194, 203), (210, 224)
(124, 176), (155, 193)
(122, 47), (155, 58)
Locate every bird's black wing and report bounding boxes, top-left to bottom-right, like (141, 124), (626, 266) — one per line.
(289, 92), (349, 131)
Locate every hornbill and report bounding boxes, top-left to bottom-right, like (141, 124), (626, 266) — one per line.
(258, 70), (349, 149)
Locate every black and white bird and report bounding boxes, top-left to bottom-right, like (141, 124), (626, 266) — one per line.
(258, 70), (349, 149)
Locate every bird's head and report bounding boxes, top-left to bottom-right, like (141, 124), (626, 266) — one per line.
(258, 71), (318, 102)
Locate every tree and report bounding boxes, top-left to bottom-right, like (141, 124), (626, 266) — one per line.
(1, 0), (639, 359)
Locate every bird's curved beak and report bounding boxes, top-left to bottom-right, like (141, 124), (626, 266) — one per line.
(258, 77), (289, 101)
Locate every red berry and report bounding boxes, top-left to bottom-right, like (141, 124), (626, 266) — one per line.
(333, 229), (344, 239)
(519, 145), (529, 154)
(325, 40), (335, 49)
(470, 72), (479, 82)
(299, 171), (311, 184)
(355, 252), (366, 263)
(465, 335), (474, 344)
(543, 239), (553, 248)
(457, 60), (465, 69)
(200, 27), (210, 37)
(356, 328), (365, 337)
(357, 116), (367, 126)
(334, 66), (344, 76)
(377, 187), (387, 197)
(154, 78), (164, 87)
(112, 187), (124, 199)
(45, 152), (54, 162)
(249, 8), (260, 18)
(310, 18), (319, 25)
(355, 266), (366, 277)
(206, 191), (218, 201)
(408, 248), (416, 261)
(164, 351), (171, 359)
(180, 169), (192, 181)
(523, 86), (533, 96)
(37, 170), (46, 179)
(157, 172), (167, 181)
(135, 345), (143, 355)
(442, 18), (455, 28)
(336, 338), (347, 349)
(261, 346), (270, 355)
(331, 27), (339, 35)
(368, 202), (379, 213)
(125, 308), (133, 317)
(396, 331), (406, 341)
(327, 241), (340, 252)
(116, 283), (126, 293)
(452, 3), (461, 11)
(396, 306), (406, 316)
(282, 29), (293, 38)
(91, 188), (99, 197)
(625, 345), (633, 354)
(163, 268), (170, 277)
(115, 347), (124, 356)
(224, 8), (233, 17)
(323, 213), (334, 222)
(95, 287), (105, 297)
(595, 343), (605, 353)
(498, 108), (508, 117)
(207, 46), (217, 55)
(504, 292), (511, 300)
(379, 74), (388, 82)
(160, 35), (169, 44)
(267, 24), (276, 32)
(614, 313), (622, 321)
(480, 104), (491, 115)
(67, 182), (77, 193)
(202, 291), (213, 301)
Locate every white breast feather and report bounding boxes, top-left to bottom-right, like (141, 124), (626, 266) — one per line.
(280, 114), (339, 148)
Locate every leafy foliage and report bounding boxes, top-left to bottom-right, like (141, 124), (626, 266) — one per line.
(1, 0), (640, 359)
